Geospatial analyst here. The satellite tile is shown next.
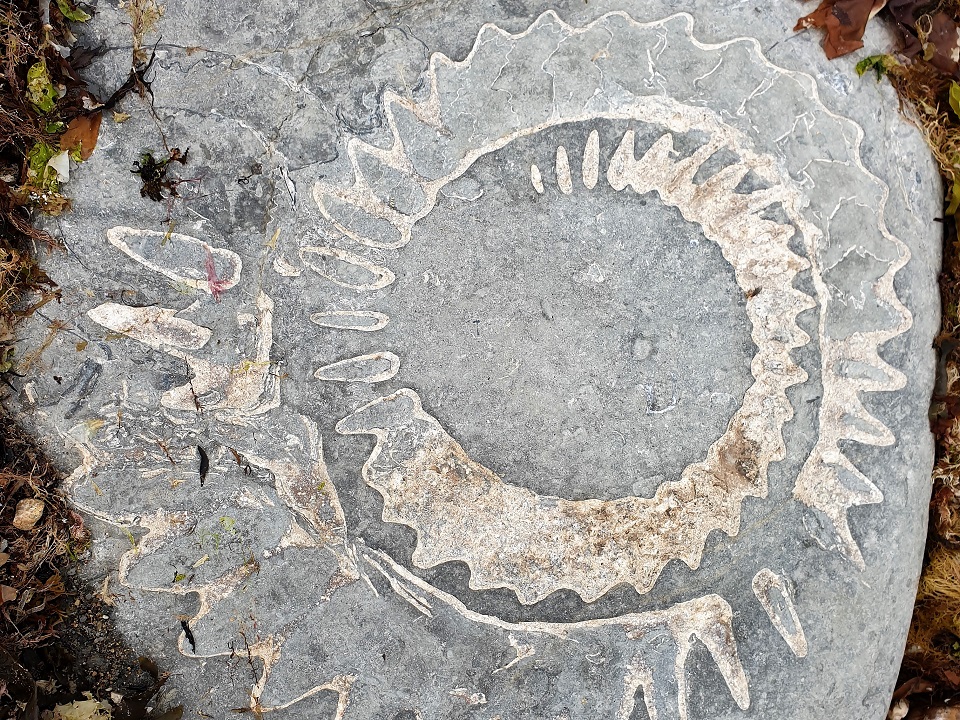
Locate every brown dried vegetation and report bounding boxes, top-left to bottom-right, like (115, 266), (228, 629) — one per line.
(0, 0), (95, 666)
(0, 0), (92, 376)
(0, 419), (89, 650)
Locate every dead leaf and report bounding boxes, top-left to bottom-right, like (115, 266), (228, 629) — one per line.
(795, 0), (889, 59)
(889, 0), (919, 24)
(923, 12), (960, 78)
(0, 586), (16, 603)
(112, 110), (131, 123)
(0, 552), (8, 567)
(50, 692), (111, 719)
(12, 498), (44, 530)
(60, 112), (103, 161)
(139, 656), (159, 679)
(97, 574), (115, 606)
(922, 706), (960, 720)
(36, 679), (58, 693)
(893, 676), (936, 702)
(197, 445), (209, 485)
(153, 708), (184, 720)
(888, 2), (960, 77)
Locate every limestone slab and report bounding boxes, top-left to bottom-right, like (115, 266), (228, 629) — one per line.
(7, 2), (940, 719)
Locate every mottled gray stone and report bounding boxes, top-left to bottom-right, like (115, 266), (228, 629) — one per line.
(6, 2), (941, 719)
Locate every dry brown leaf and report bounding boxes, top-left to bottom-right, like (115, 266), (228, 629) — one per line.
(60, 112), (103, 161)
(0, 586), (17, 603)
(795, 0), (889, 59)
(0, 552), (8, 567)
(922, 706), (960, 719)
(97, 575), (115, 606)
(923, 12), (960, 78)
(36, 679), (58, 693)
(888, 2), (960, 77)
(894, 676), (936, 702)
(12, 498), (44, 530)
(888, 698), (908, 720)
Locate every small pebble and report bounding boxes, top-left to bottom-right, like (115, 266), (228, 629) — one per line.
(12, 498), (44, 530)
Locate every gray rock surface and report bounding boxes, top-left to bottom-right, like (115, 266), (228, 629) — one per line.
(5, 1), (940, 718)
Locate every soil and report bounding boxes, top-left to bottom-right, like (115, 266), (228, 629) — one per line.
(5, 586), (156, 718)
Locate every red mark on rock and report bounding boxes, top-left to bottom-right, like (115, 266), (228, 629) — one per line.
(204, 246), (227, 302)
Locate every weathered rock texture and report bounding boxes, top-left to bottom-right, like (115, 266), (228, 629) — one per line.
(6, 2), (940, 719)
